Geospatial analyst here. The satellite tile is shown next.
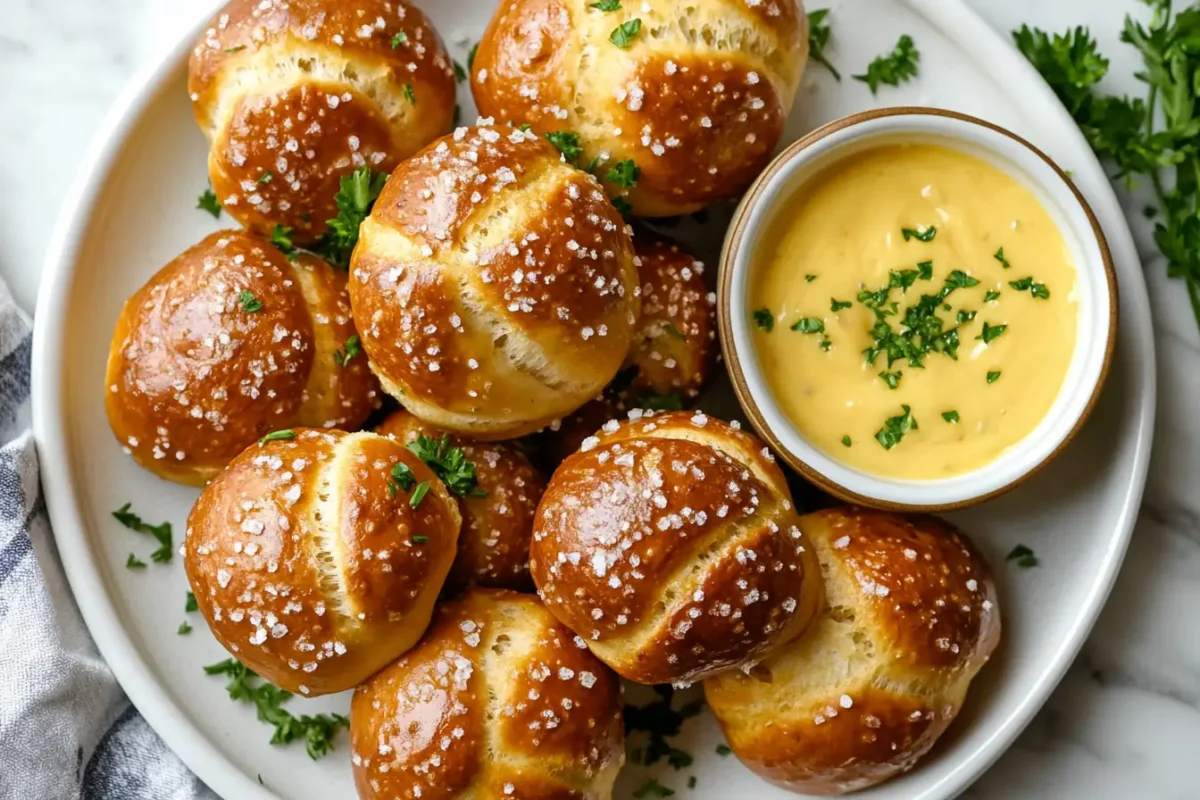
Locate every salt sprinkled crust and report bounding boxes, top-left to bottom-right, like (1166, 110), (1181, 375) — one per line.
(104, 230), (379, 486)
(349, 123), (642, 440)
(350, 588), (624, 800)
(189, 0), (456, 243)
(703, 507), (1001, 795)
(529, 410), (822, 684)
(471, 0), (809, 217)
(375, 410), (546, 595)
(185, 428), (462, 696)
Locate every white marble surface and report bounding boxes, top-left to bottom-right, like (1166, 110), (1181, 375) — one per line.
(2, 0), (1197, 797)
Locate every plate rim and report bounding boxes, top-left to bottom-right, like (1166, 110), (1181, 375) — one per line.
(29, 2), (1156, 799)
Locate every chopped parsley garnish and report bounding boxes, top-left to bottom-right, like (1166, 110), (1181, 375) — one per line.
(186, 592), (198, 612)
(625, 685), (705, 769)
(518, 123), (532, 131)
(634, 780), (675, 799)
(204, 659), (350, 759)
(610, 19), (642, 48)
(752, 308), (775, 331)
(888, 267), (923, 292)
(611, 196), (634, 217)
(388, 462), (416, 496)
(917, 260), (934, 280)
(257, 171), (272, 184)
(467, 43), (478, 71)
(805, 274), (818, 282)
(333, 334), (361, 367)
(197, 188), (222, 218)
(976, 321), (1008, 344)
(259, 429), (295, 444)
(987, 370), (1002, 383)
(854, 34), (920, 94)
(411, 535), (429, 544)
(452, 59), (467, 82)
(957, 309), (977, 323)
(1006, 543), (1038, 568)
(390, 31), (407, 48)
(715, 744), (733, 756)
(875, 404), (918, 450)
(994, 247), (1011, 268)
(662, 323), (686, 340)
(858, 269), (980, 369)
(225, 45), (246, 53)
(945, 270), (979, 288)
(841, 435), (852, 447)
(407, 434), (487, 498)
(403, 84), (416, 104)
(636, 391), (685, 411)
(901, 225), (936, 242)
(314, 166), (388, 268)
(831, 299), (852, 312)
(942, 410), (960, 423)
(791, 317), (825, 334)
(984, 289), (1001, 302)
(409, 481), (430, 508)
(239, 290), (263, 313)
(113, 503), (173, 564)
(591, 0), (622, 10)
(270, 224), (296, 258)
(818, 336), (832, 351)
(178, 621), (193, 635)
(606, 159), (640, 187)
(1009, 276), (1051, 299)
(126, 554), (146, 570)
(807, 9), (840, 80)
(545, 131), (584, 166)
(879, 370), (902, 389)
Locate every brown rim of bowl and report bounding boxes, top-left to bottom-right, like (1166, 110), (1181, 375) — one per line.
(717, 106), (1120, 513)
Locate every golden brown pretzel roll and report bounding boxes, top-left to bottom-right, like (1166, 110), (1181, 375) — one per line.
(472, 0), (809, 217)
(530, 410), (822, 684)
(189, 0), (455, 243)
(375, 410), (546, 594)
(185, 428), (462, 696)
(349, 123), (642, 439)
(350, 589), (624, 800)
(105, 230), (379, 486)
(704, 507), (1001, 795)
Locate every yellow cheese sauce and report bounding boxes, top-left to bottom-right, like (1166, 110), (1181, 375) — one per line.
(750, 143), (1078, 480)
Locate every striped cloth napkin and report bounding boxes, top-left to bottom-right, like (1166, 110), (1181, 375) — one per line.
(0, 279), (213, 799)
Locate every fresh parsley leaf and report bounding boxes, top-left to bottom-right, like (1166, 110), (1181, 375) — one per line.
(591, 0), (622, 9)
(715, 744), (733, 756)
(409, 481), (431, 508)
(987, 370), (1002, 384)
(197, 188), (222, 218)
(752, 308), (775, 331)
(611, 196), (634, 217)
(239, 290), (263, 313)
(389, 462), (416, 496)
(518, 123), (532, 131)
(390, 31), (407, 48)
(403, 83), (416, 104)
(901, 225), (936, 242)
(606, 159), (640, 187)
(942, 410), (960, 423)
(313, 167), (388, 268)
(1010, 276), (1051, 299)
(663, 322), (686, 340)
(957, 309), (977, 323)
(467, 43), (479, 71)
(545, 131), (584, 166)
(257, 171), (272, 185)
(984, 289), (1001, 302)
(994, 247), (1011, 268)
(637, 391), (685, 411)
(186, 592), (198, 613)
(1006, 543), (1039, 568)
(841, 435), (852, 447)
(875, 405), (918, 450)
(407, 434), (487, 498)
(945, 270), (979, 289)
(452, 59), (467, 82)
(888, 268), (921, 292)
(805, 274), (818, 282)
(807, 9), (840, 80)
(126, 554), (146, 570)
(854, 34), (919, 94)
(225, 45), (246, 54)
(113, 503), (173, 564)
(178, 621), (193, 635)
(333, 334), (361, 367)
(1031, 283), (1051, 299)
(270, 224), (296, 258)
(791, 317), (825, 334)
(976, 322), (1008, 344)
(831, 298), (852, 311)
(634, 780), (675, 799)
(878, 370), (902, 389)
(259, 429), (295, 444)
(610, 19), (642, 48)
(917, 260), (933, 280)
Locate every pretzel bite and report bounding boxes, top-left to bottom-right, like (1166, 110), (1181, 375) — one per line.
(530, 410), (822, 684)
(349, 123), (641, 439)
(376, 410), (546, 594)
(350, 589), (624, 800)
(105, 230), (379, 486)
(188, 0), (455, 243)
(704, 507), (1001, 795)
(185, 428), (461, 696)
(472, 0), (808, 217)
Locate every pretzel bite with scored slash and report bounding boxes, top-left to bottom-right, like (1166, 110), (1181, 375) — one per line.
(351, 589), (624, 800)
(704, 507), (1001, 795)
(349, 123), (642, 440)
(185, 428), (462, 696)
(530, 410), (823, 684)
(189, 0), (456, 243)
(471, 0), (809, 217)
(376, 410), (546, 594)
(105, 230), (379, 486)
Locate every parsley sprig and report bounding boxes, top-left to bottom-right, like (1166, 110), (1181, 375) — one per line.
(203, 659), (350, 759)
(112, 503), (173, 564)
(854, 34), (919, 94)
(407, 434), (487, 498)
(1015, 6), (1200, 332)
(807, 9), (840, 80)
(314, 167), (388, 268)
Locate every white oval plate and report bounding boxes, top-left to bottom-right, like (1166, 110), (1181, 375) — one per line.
(31, 1), (1154, 799)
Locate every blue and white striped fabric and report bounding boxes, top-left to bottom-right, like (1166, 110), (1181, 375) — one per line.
(0, 281), (213, 799)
